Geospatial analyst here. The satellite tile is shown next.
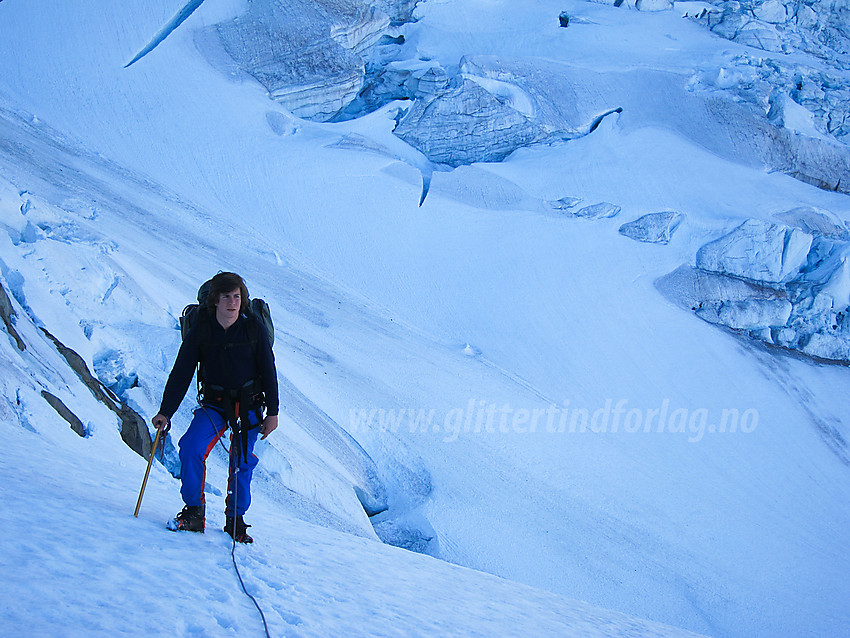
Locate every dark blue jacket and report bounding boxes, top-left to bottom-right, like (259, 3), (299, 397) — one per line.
(159, 313), (278, 419)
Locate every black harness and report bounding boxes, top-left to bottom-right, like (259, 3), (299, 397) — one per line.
(201, 381), (264, 463)
(196, 315), (266, 462)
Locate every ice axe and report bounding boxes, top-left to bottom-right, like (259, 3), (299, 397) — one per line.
(134, 422), (166, 517)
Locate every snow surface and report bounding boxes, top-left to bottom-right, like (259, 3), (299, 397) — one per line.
(0, 392), (702, 638)
(1, 1), (850, 637)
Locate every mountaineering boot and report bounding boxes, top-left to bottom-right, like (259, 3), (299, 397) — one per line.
(225, 515), (253, 544)
(166, 505), (205, 532)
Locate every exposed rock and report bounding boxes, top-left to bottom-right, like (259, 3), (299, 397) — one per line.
(619, 211), (683, 244)
(0, 280), (25, 352)
(393, 77), (547, 166)
(559, 11), (571, 27)
(696, 219), (813, 284)
(40, 327), (152, 460)
(41, 391), (88, 437)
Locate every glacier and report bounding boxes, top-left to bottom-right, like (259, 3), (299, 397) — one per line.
(1, 1), (849, 637)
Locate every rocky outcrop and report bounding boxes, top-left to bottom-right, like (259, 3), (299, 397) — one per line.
(41, 328), (153, 459)
(41, 390), (88, 437)
(0, 280), (25, 352)
(2, 269), (153, 457)
(657, 213), (850, 363)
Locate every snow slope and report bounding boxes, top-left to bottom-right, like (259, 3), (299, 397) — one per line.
(0, 114), (701, 637)
(1, 1), (850, 637)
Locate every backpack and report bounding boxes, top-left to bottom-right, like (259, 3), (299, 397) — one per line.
(179, 278), (274, 389)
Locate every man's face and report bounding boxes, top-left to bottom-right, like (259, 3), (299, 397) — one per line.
(215, 288), (242, 325)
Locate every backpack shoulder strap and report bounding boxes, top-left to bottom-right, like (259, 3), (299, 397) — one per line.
(244, 313), (261, 364)
(194, 308), (213, 387)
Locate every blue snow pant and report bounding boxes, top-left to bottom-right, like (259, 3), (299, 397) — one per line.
(178, 405), (261, 517)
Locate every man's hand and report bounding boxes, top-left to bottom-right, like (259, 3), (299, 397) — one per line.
(260, 414), (278, 440)
(152, 413), (171, 433)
